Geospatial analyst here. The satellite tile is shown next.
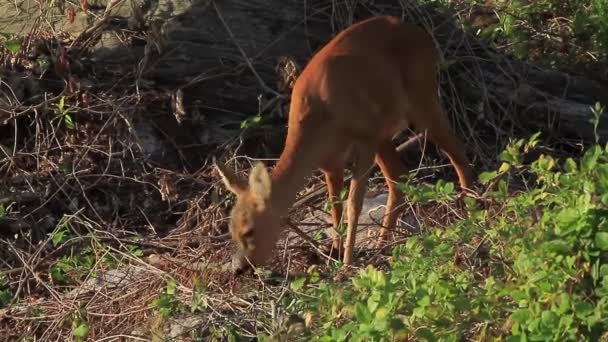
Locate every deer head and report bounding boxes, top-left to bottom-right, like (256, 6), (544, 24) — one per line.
(215, 160), (281, 273)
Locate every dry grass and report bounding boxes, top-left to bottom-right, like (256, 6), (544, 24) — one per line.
(0, 0), (587, 340)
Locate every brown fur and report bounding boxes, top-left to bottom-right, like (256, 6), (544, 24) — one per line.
(216, 16), (474, 272)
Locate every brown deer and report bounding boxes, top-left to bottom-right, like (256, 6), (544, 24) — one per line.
(215, 16), (474, 273)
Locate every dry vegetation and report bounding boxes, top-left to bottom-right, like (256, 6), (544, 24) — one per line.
(0, 0), (606, 340)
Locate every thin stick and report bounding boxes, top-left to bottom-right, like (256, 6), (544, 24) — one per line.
(213, 2), (282, 98)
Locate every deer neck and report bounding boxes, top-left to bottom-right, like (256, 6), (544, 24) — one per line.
(269, 134), (319, 216)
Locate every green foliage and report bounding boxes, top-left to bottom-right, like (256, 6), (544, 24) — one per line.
(46, 216), (145, 285)
(0, 274), (12, 309)
(322, 188), (349, 239)
(49, 251), (96, 284)
(70, 308), (90, 341)
(0, 202), (15, 226)
(127, 244), (144, 257)
(0, 32), (21, 53)
(398, 178), (456, 205)
(429, 0), (608, 65)
(283, 135), (608, 341)
(48, 216), (93, 284)
(150, 278), (185, 317)
(241, 95), (273, 129)
(50, 225), (72, 247)
(190, 276), (209, 312)
(72, 323), (90, 340)
(240, 114), (264, 129)
(52, 96), (76, 130)
(590, 102), (605, 144)
(588, 0), (608, 53)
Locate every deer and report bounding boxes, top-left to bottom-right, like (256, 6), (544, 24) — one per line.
(215, 16), (474, 274)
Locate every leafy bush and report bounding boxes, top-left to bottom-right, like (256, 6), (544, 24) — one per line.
(283, 134), (608, 341)
(427, 0), (608, 66)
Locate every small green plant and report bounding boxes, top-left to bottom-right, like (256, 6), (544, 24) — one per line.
(241, 95), (272, 129)
(322, 188), (348, 239)
(590, 102), (605, 144)
(127, 244), (144, 257)
(49, 251), (96, 284)
(52, 96), (76, 130)
(150, 278), (184, 317)
(209, 324), (241, 341)
(70, 309), (90, 341)
(0, 274), (12, 308)
(0, 33), (21, 53)
(47, 216), (99, 284)
(322, 188), (348, 213)
(0, 202), (15, 221)
(50, 226), (72, 247)
(398, 178), (456, 205)
(240, 114), (264, 129)
(190, 277), (208, 312)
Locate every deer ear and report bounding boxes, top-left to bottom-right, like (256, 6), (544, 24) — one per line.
(214, 157), (246, 195)
(248, 161), (272, 201)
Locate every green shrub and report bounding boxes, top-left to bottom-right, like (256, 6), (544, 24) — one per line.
(284, 135), (608, 341)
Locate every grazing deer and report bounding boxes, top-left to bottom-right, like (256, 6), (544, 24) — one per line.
(215, 16), (474, 273)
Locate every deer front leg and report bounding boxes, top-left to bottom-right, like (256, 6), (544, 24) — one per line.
(343, 148), (375, 265)
(324, 167), (345, 255)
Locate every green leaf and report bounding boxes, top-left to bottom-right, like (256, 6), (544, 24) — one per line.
(355, 302), (373, 323)
(367, 292), (381, 313)
(574, 302), (593, 318)
(417, 295), (431, 307)
(72, 323), (90, 338)
(541, 310), (558, 328)
(5, 39), (20, 53)
(63, 113), (76, 130)
(240, 115), (263, 129)
(499, 162), (511, 173)
(534, 155), (555, 172)
(339, 188), (348, 200)
(527, 131), (542, 148)
(556, 208), (579, 229)
(166, 278), (177, 295)
(581, 145), (602, 172)
(564, 158), (578, 173)
(478, 171), (498, 185)
(415, 327), (437, 341)
(595, 232), (608, 250)
(0, 33), (20, 53)
(511, 309), (530, 323)
(290, 277), (306, 291)
(542, 240), (571, 255)
(130, 247), (143, 257)
(51, 229), (68, 247)
(557, 293), (571, 314)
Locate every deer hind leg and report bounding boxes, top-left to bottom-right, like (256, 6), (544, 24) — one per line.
(374, 140), (408, 247)
(414, 99), (474, 190)
(323, 165), (345, 255)
(343, 146), (375, 265)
